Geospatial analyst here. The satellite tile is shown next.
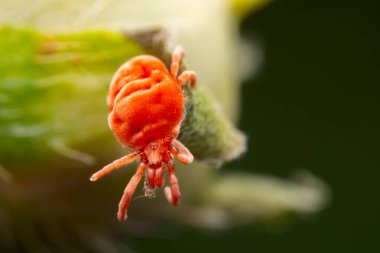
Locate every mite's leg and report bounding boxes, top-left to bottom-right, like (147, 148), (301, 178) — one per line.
(170, 46), (185, 78)
(118, 163), (146, 221)
(90, 151), (139, 181)
(155, 166), (164, 188)
(164, 163), (181, 206)
(171, 139), (194, 164)
(177, 70), (197, 88)
(147, 168), (156, 188)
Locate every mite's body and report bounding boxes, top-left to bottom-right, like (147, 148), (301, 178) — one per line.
(90, 46), (196, 221)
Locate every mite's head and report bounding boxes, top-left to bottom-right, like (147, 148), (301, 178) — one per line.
(141, 140), (172, 168)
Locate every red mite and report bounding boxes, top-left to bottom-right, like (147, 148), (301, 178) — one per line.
(90, 46), (196, 221)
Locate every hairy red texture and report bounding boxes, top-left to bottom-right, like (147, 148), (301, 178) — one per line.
(108, 61), (183, 149)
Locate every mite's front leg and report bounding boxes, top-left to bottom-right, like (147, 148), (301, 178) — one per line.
(155, 166), (164, 188)
(171, 139), (194, 164)
(177, 70), (197, 88)
(117, 163), (146, 221)
(170, 45), (185, 78)
(90, 151), (139, 181)
(147, 168), (156, 188)
(164, 163), (180, 206)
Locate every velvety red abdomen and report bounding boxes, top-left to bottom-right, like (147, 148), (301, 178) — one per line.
(108, 56), (184, 149)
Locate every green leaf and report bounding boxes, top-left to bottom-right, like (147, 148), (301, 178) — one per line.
(0, 26), (144, 163)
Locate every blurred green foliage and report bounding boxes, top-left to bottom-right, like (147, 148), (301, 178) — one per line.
(0, 27), (144, 163)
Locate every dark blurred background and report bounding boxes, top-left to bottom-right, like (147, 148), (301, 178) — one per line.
(133, 1), (380, 252)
